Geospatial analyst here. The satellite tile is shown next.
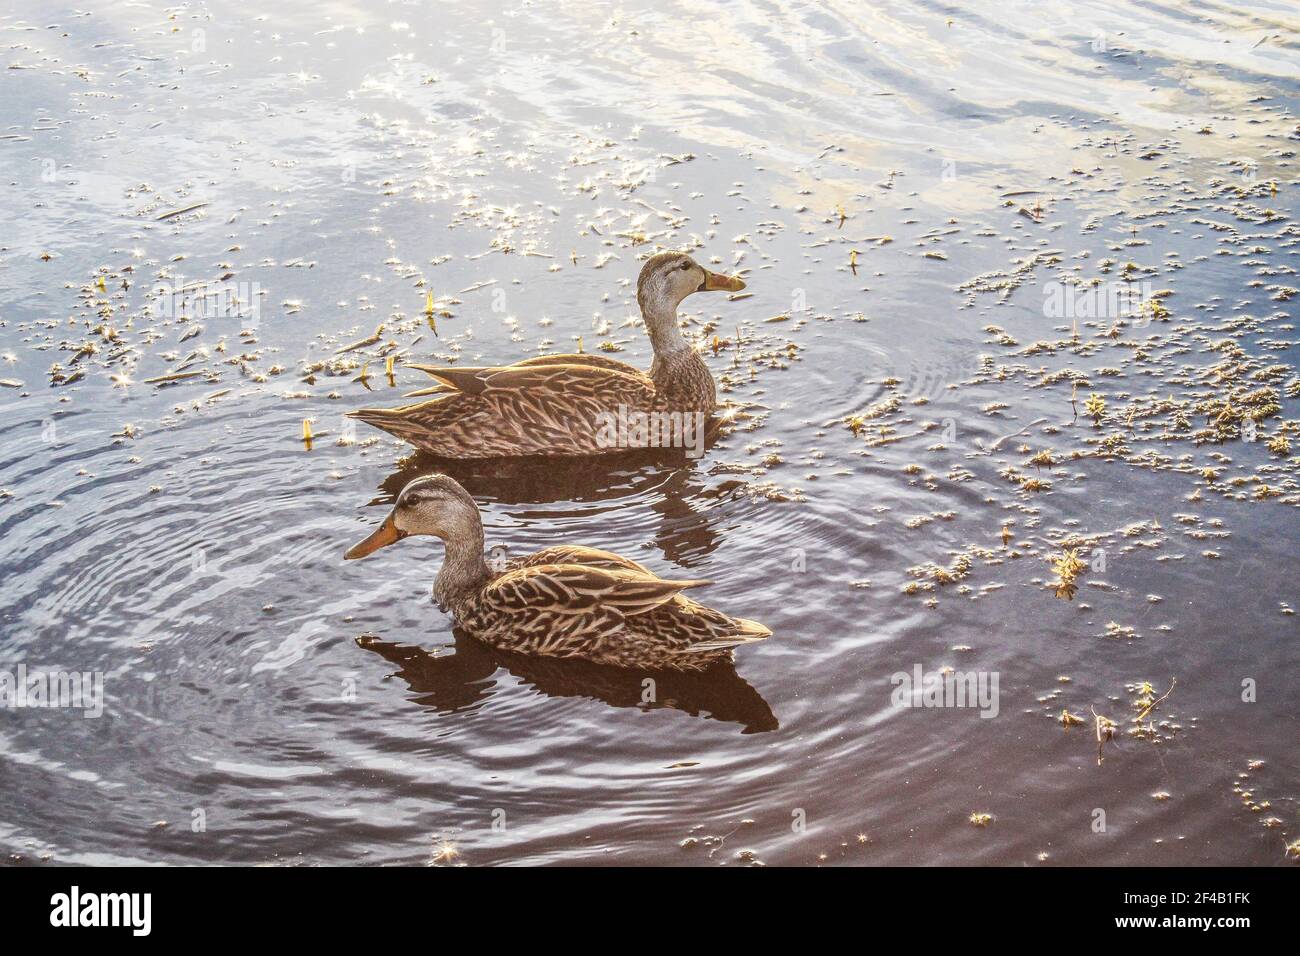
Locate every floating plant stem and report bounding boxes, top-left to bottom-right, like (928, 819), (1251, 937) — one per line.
(425, 292), (438, 335)
(1090, 706), (1117, 766)
(1135, 678), (1176, 724)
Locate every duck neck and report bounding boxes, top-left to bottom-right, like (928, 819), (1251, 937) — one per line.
(644, 297), (690, 358)
(433, 530), (490, 611)
(644, 299), (714, 410)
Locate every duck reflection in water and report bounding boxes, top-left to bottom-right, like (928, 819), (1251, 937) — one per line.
(356, 632), (779, 734)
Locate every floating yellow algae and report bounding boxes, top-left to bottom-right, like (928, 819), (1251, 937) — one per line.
(1048, 547), (1087, 601)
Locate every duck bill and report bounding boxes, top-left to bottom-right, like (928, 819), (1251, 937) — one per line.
(700, 269), (746, 293)
(345, 513), (404, 560)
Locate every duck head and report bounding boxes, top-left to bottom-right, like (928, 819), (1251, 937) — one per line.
(344, 474), (482, 559)
(636, 252), (745, 353)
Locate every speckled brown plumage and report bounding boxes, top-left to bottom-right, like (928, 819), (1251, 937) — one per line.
(348, 253), (743, 458)
(345, 476), (771, 671)
(454, 544), (770, 670)
(350, 360), (675, 457)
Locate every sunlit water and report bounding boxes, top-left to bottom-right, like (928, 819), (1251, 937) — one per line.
(1, 0), (1297, 865)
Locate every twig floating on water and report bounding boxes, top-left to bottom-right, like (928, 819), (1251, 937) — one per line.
(155, 202), (210, 221)
(1135, 678), (1176, 723)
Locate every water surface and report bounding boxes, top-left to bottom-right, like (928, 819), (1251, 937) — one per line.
(1, 0), (1297, 865)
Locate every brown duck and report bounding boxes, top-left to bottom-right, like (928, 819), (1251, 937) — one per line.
(344, 474), (771, 671)
(348, 252), (745, 457)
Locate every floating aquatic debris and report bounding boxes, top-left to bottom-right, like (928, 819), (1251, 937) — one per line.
(1059, 709), (1087, 727)
(154, 202), (210, 221)
(1048, 548), (1087, 601)
(1090, 707), (1118, 766)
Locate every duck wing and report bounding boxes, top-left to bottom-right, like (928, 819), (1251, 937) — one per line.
(349, 363), (657, 458)
(465, 559), (770, 666)
(509, 545), (654, 576)
(513, 353), (644, 375)
(407, 353), (643, 380)
(645, 595), (773, 655)
(461, 564), (710, 658)
(479, 564), (709, 619)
